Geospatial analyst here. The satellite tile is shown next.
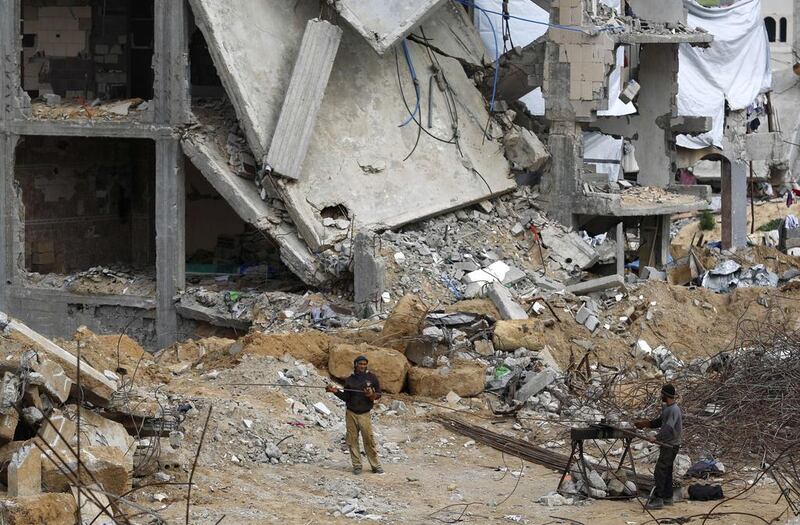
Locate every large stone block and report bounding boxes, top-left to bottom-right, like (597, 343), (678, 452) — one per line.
(38, 410), (76, 458)
(493, 320), (548, 351)
(43, 445), (129, 496)
(328, 344), (409, 394)
(8, 444), (41, 497)
(376, 294), (428, 353)
(63, 406), (135, 472)
(407, 361), (486, 398)
(0, 493), (77, 525)
(30, 358), (72, 404)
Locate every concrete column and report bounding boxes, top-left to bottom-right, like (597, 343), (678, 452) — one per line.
(353, 232), (385, 319)
(541, 121), (581, 228)
(0, 0), (21, 123)
(155, 138), (185, 348)
(613, 221), (625, 276)
(635, 44), (679, 188)
(0, 134), (17, 310)
(153, 0), (190, 125)
(721, 160), (748, 250)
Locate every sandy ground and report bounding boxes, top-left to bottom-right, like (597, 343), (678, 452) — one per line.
(674, 199), (800, 248)
(152, 401), (785, 525)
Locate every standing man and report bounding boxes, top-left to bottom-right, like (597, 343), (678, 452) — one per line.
(635, 384), (683, 509)
(326, 355), (384, 475)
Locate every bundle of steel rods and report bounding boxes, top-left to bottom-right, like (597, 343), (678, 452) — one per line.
(434, 414), (655, 492)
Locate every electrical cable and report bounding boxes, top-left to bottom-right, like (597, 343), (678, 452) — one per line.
(398, 40), (421, 128)
(454, 0), (585, 32)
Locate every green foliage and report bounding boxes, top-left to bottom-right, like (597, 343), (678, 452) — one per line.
(698, 210), (715, 231)
(757, 218), (783, 232)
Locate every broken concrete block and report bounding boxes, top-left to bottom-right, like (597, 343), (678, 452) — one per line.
(584, 315), (600, 332)
(641, 266), (667, 281)
(532, 274), (566, 292)
(493, 320), (548, 351)
(38, 410), (77, 458)
(328, 344), (409, 394)
(473, 340), (495, 356)
(408, 361), (486, 398)
(575, 303), (592, 324)
(511, 222), (525, 236)
(618, 79), (640, 104)
(404, 339), (441, 367)
(43, 93), (61, 106)
(515, 368), (558, 402)
(377, 294), (428, 353)
(0, 372), (19, 409)
(8, 444), (41, 497)
(5, 316), (117, 404)
(501, 266), (527, 285)
(463, 281), (487, 299)
(0, 493), (77, 525)
(0, 410), (18, 444)
(43, 445), (129, 496)
(541, 226), (599, 270)
(71, 484), (114, 525)
(565, 275), (625, 295)
(266, 19), (343, 181)
(488, 282), (529, 320)
(63, 406), (136, 473)
(30, 358), (72, 404)
(534, 346), (561, 372)
(503, 125), (550, 172)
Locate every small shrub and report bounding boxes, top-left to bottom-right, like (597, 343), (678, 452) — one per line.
(699, 210), (715, 231)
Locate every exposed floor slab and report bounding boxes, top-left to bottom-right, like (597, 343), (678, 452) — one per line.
(331, 0), (447, 55)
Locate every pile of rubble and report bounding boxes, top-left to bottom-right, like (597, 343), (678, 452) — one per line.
(31, 97), (150, 121)
(0, 313), (181, 525)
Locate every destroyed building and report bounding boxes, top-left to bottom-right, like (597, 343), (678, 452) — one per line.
(0, 0), (786, 347)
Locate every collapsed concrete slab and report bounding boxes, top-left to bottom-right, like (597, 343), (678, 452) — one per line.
(331, 0), (447, 55)
(3, 314), (117, 404)
(191, 0), (514, 252)
(181, 131), (331, 286)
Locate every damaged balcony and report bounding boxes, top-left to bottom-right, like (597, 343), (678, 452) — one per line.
(19, 0), (155, 126)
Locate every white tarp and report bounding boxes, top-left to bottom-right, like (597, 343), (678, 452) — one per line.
(474, 0), (549, 115)
(677, 0), (772, 149)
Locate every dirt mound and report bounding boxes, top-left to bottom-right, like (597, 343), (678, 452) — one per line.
(57, 327), (169, 385)
(236, 332), (334, 370)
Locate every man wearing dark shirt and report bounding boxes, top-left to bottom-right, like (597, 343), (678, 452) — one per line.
(635, 383), (683, 509)
(326, 355), (384, 475)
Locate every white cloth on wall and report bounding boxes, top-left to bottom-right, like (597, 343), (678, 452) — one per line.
(677, 0), (772, 149)
(584, 132), (623, 181)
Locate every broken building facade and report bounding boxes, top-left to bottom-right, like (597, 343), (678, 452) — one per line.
(0, 0), (781, 347)
(0, 0), (530, 347)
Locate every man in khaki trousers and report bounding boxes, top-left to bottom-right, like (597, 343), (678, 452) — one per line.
(327, 355), (384, 475)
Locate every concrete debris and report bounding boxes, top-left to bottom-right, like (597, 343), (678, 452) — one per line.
(488, 282), (529, 320)
(503, 125), (550, 172)
(540, 226), (599, 271)
(8, 445), (41, 497)
(514, 368), (559, 403)
(566, 275), (626, 295)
